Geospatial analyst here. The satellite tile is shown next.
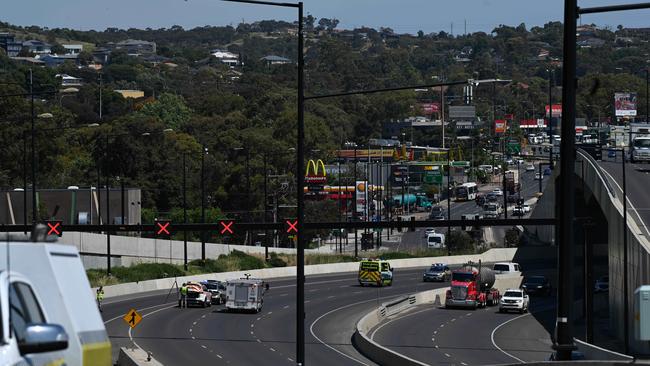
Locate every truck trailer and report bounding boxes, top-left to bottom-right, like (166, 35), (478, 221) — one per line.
(445, 261), (500, 309)
(225, 278), (266, 313)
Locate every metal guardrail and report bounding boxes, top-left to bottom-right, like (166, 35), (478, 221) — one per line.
(576, 148), (616, 197)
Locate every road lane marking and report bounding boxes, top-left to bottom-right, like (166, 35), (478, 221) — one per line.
(270, 348), (276, 352)
(431, 338), (435, 342)
(601, 166), (650, 236)
(444, 353), (451, 358)
(490, 313), (528, 363)
(103, 302), (175, 324)
(283, 305), (290, 309)
(461, 362), (468, 365)
(201, 345), (207, 349)
(369, 307), (433, 340)
(217, 354), (223, 359)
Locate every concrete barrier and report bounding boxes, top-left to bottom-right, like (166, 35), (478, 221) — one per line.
(97, 247), (529, 299)
(353, 274), (523, 366)
(118, 347), (163, 366)
(574, 338), (634, 362)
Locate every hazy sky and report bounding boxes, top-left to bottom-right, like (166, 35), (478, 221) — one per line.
(3, 0), (649, 34)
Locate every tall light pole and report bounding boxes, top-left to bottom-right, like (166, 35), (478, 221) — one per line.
(548, 68), (554, 169)
(183, 152), (188, 270)
(201, 146), (208, 260)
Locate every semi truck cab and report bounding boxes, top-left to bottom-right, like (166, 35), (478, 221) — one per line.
(630, 136), (650, 163)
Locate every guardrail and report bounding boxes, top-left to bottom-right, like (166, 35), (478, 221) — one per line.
(576, 148), (616, 197)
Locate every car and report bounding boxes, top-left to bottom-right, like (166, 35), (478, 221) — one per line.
(499, 288), (529, 313)
(594, 276), (609, 293)
(543, 167), (552, 175)
(525, 164), (535, 171)
(475, 194), (486, 206)
(608, 149), (617, 158)
(423, 228), (436, 237)
(429, 205), (445, 220)
(512, 206), (525, 216)
(422, 263), (450, 282)
(493, 262), (522, 274)
(185, 282), (213, 307)
(507, 194), (519, 203)
(521, 275), (552, 296)
(516, 159), (525, 165)
(202, 280), (227, 305)
(521, 203), (531, 213)
(492, 188), (503, 196)
(486, 193), (499, 202)
(535, 172), (542, 180)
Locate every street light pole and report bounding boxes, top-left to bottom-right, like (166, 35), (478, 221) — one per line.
(447, 149), (451, 255)
(353, 143), (358, 258)
(263, 152), (269, 261)
(30, 68), (36, 223)
(201, 146), (207, 260)
(183, 153), (188, 271)
(548, 68), (554, 169)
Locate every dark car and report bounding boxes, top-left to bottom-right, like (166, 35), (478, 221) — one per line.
(486, 193), (498, 203)
(429, 206), (445, 220)
(543, 167), (552, 176)
(507, 194), (519, 203)
(475, 194), (486, 206)
(202, 280), (227, 304)
(521, 275), (552, 296)
(422, 263), (450, 282)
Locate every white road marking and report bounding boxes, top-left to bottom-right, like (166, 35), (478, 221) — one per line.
(270, 348), (276, 352)
(440, 324), (444, 328)
(193, 321), (197, 325)
(217, 355), (223, 359)
(103, 302), (175, 324)
(327, 295), (335, 299)
(370, 307), (433, 340)
(451, 318), (456, 322)
(283, 305), (290, 309)
(126, 304), (176, 354)
(490, 313), (528, 363)
(192, 336), (196, 340)
(256, 317), (261, 321)
(435, 345), (439, 349)
(288, 357), (294, 362)
(280, 293), (289, 296)
(189, 328), (192, 332)
(444, 353), (451, 358)
(431, 338), (435, 342)
(201, 345), (207, 349)
(461, 362), (468, 365)
(433, 330), (437, 334)
(250, 331), (254, 335)
(257, 339), (262, 343)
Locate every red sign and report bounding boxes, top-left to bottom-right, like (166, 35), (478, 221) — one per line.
(156, 221), (171, 236)
(46, 221), (62, 236)
(545, 104), (562, 117)
(495, 119), (507, 134)
(286, 220), (298, 233)
(219, 221), (234, 234)
(504, 114), (514, 120)
(418, 102), (440, 115)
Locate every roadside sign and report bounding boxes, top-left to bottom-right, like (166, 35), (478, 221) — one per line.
(286, 220), (298, 233)
(123, 308), (143, 329)
(155, 220), (171, 237)
(219, 220), (234, 235)
(46, 220), (63, 236)
(450, 161), (470, 167)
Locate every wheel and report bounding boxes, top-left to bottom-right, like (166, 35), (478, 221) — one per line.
(202, 301), (206, 308)
(519, 308), (524, 314)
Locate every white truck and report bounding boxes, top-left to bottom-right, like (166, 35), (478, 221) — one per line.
(0, 229), (111, 366)
(426, 232), (446, 249)
(225, 278), (267, 313)
(630, 136), (650, 163)
(483, 202), (503, 218)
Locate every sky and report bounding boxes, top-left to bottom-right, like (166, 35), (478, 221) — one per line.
(2, 0), (649, 34)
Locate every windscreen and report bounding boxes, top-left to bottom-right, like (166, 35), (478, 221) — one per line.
(634, 139), (650, 148)
(494, 264), (509, 272)
(429, 265), (444, 272)
(504, 291), (522, 298)
(452, 272), (474, 282)
(525, 277), (544, 284)
(428, 236), (441, 244)
(360, 262), (379, 271)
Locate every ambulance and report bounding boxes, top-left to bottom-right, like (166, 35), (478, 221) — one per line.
(0, 228), (111, 366)
(358, 259), (393, 287)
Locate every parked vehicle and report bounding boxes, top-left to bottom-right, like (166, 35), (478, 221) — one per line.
(493, 262), (522, 274)
(0, 230), (111, 366)
(499, 288), (529, 313)
(225, 278), (266, 313)
(594, 276), (609, 293)
(358, 259), (393, 287)
(427, 232), (445, 249)
(486, 193), (499, 203)
(186, 282), (213, 307)
(521, 276), (552, 296)
(445, 262), (500, 309)
(423, 263), (450, 282)
(202, 280), (227, 305)
(525, 164), (535, 171)
(544, 167), (552, 175)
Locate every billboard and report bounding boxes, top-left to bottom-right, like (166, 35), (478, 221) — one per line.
(495, 119), (507, 134)
(418, 102), (440, 115)
(449, 106), (476, 119)
(545, 104), (562, 117)
(615, 92), (637, 116)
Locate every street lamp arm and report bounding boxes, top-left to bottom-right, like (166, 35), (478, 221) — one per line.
(305, 80), (469, 100)
(221, 0), (299, 8)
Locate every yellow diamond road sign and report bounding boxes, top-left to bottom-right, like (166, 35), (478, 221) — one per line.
(123, 308), (142, 329)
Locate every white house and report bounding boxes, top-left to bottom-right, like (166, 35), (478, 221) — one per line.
(55, 74), (82, 87)
(211, 49), (239, 66)
(62, 44), (83, 55)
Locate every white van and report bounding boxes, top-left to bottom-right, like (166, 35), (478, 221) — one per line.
(493, 262), (522, 274)
(427, 232), (445, 249)
(0, 230), (111, 366)
(225, 278), (266, 313)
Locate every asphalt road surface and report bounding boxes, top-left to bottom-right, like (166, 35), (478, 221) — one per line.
(598, 159), (650, 236)
(371, 295), (556, 365)
(103, 267), (453, 365)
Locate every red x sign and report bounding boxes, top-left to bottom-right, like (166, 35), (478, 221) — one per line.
(46, 221), (62, 236)
(220, 221), (234, 234)
(156, 221), (171, 235)
(286, 220), (298, 233)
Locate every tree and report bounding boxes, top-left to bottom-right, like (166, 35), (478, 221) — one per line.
(137, 93), (192, 130)
(447, 230), (475, 253)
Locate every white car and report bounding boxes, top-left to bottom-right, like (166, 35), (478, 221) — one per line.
(525, 164), (535, 172)
(492, 188), (503, 196)
(535, 172), (542, 180)
(423, 228), (436, 237)
(499, 288), (529, 313)
(522, 204), (531, 213)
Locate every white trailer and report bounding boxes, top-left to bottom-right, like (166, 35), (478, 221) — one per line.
(225, 279), (266, 313)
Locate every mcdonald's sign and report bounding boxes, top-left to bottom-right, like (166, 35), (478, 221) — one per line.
(305, 159), (327, 184)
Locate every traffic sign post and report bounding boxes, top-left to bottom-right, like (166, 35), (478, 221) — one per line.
(286, 220), (298, 234)
(45, 220), (63, 236)
(123, 308), (142, 329)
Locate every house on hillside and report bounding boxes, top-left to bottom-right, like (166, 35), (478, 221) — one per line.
(577, 37), (606, 48)
(92, 47), (111, 64)
(260, 55), (291, 65)
(23, 40), (52, 54)
(0, 33), (22, 57)
(211, 49), (240, 66)
(62, 44), (83, 55)
(56, 74), (83, 87)
(110, 39), (156, 56)
(38, 54), (79, 67)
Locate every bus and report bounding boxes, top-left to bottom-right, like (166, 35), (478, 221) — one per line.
(455, 182), (478, 201)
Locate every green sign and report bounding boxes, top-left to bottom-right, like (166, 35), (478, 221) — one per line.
(450, 161), (470, 167)
(424, 170), (443, 184)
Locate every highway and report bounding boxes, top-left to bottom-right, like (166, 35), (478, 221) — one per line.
(399, 167), (550, 250)
(103, 268), (452, 365)
(598, 159), (650, 235)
